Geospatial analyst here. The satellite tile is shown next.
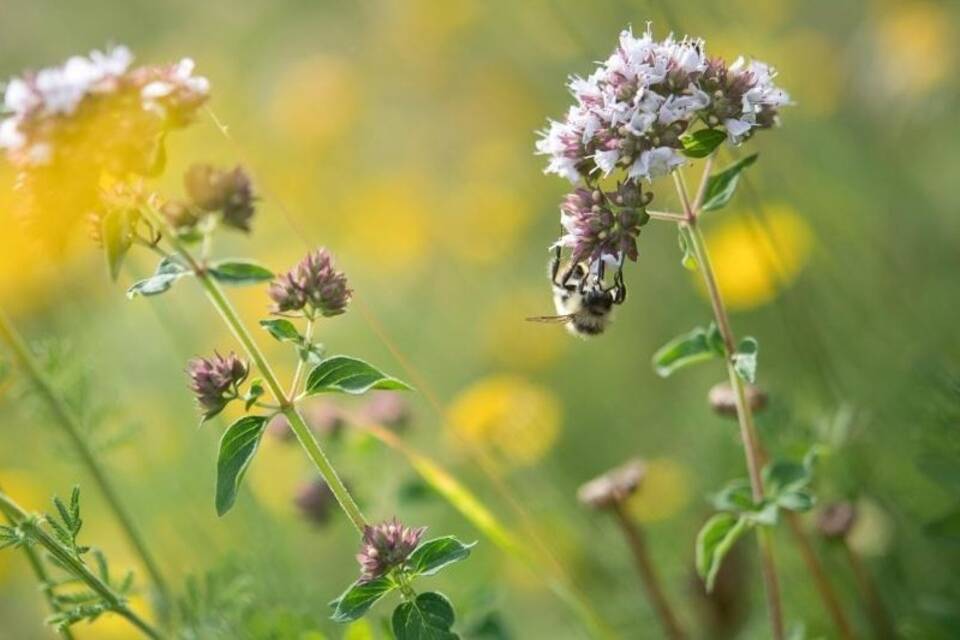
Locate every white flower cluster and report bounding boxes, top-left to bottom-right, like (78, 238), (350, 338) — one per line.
(0, 45), (209, 167)
(535, 26), (790, 184)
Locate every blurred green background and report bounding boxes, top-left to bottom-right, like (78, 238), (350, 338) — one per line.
(1, 0), (959, 638)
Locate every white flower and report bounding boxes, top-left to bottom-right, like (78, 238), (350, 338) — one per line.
(0, 118), (25, 149)
(629, 147), (684, 180)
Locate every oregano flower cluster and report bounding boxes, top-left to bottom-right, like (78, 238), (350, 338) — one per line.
(536, 25), (789, 271)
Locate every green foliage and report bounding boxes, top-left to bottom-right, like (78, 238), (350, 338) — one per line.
(260, 319), (325, 365)
(652, 322), (724, 377)
(696, 513), (749, 592)
(733, 337), (759, 383)
(244, 379), (265, 411)
(330, 536), (474, 626)
(215, 415), (269, 516)
(677, 226), (698, 271)
(330, 576), (395, 623)
(47, 486), (87, 558)
(101, 208), (138, 281)
(392, 592), (459, 640)
(407, 537), (476, 577)
(680, 128), (726, 158)
(208, 260), (274, 285)
(127, 256), (190, 298)
(175, 561), (256, 639)
(305, 356), (413, 395)
(700, 153), (758, 212)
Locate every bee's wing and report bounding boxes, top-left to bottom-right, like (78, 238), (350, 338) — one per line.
(526, 313), (575, 324)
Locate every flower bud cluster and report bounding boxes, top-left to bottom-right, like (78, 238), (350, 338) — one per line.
(186, 351), (248, 420)
(180, 163), (256, 232)
(356, 518), (426, 582)
(269, 248), (352, 317)
(556, 182), (652, 264)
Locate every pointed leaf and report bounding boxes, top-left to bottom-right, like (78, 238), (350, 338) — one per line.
(696, 513), (750, 592)
(102, 209), (135, 281)
(392, 592), (458, 640)
(680, 128), (726, 158)
(215, 415), (268, 516)
(209, 260), (274, 285)
(732, 337), (759, 383)
(407, 537), (476, 577)
(678, 226), (698, 271)
(127, 257), (189, 299)
(330, 576), (395, 623)
(305, 356), (413, 395)
(777, 490), (815, 513)
(701, 154), (758, 212)
(260, 318), (302, 343)
(652, 323), (724, 377)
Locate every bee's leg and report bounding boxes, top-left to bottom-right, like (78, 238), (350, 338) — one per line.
(613, 256), (627, 304)
(577, 267), (591, 294)
(549, 244), (562, 286)
(597, 257), (606, 284)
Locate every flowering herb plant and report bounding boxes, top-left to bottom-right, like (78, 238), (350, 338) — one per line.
(536, 25), (840, 640)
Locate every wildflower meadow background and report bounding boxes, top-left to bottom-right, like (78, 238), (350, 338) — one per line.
(1, 1), (959, 638)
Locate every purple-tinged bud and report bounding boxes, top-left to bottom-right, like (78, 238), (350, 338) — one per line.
(578, 458), (646, 510)
(161, 199), (198, 230)
(183, 164), (256, 232)
(708, 382), (768, 418)
(186, 351), (248, 420)
(269, 248), (352, 317)
(361, 392), (411, 432)
(294, 479), (337, 526)
(356, 518), (426, 582)
(557, 182), (649, 264)
(816, 501), (856, 540)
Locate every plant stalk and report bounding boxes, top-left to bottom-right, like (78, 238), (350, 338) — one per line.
(141, 207), (367, 534)
(0, 491), (162, 640)
(610, 503), (686, 640)
(843, 541), (893, 640)
(0, 308), (170, 615)
(673, 166), (785, 640)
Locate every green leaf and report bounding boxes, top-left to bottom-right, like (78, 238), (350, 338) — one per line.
(925, 508), (960, 540)
(763, 458), (812, 495)
(777, 489), (815, 513)
(652, 323), (725, 377)
(102, 209), (136, 281)
(209, 260), (274, 285)
(392, 592), (459, 640)
(701, 154), (758, 212)
(305, 356), (413, 396)
(329, 577), (395, 623)
(126, 257), (189, 299)
(732, 337), (759, 383)
(696, 513), (750, 592)
(744, 501), (780, 526)
(678, 226), (697, 271)
(407, 537), (476, 577)
(711, 479), (755, 512)
(260, 318), (302, 343)
(680, 128), (726, 158)
(244, 379), (265, 411)
(215, 415), (268, 516)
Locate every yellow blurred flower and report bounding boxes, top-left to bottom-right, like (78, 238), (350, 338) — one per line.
(248, 436), (308, 519)
(625, 458), (693, 524)
(71, 595), (153, 640)
(268, 55), (360, 145)
(873, 2), (952, 95)
(343, 619), (375, 640)
(701, 205), (814, 310)
(447, 375), (561, 467)
(340, 177), (430, 274)
(482, 290), (566, 371)
(443, 183), (532, 264)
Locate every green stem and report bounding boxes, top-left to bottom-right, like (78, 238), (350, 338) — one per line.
(0, 309), (170, 616)
(0, 491), (162, 640)
(0, 508), (75, 640)
(140, 207), (367, 534)
(289, 317), (314, 397)
(674, 166), (785, 640)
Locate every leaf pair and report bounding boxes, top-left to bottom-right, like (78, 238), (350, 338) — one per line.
(653, 324), (759, 382)
(330, 536), (475, 624)
(128, 258), (272, 298)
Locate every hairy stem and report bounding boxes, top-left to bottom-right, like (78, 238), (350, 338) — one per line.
(0, 309), (170, 616)
(0, 491), (161, 640)
(611, 503), (686, 640)
(674, 165), (785, 640)
(141, 207), (367, 533)
(0, 508), (75, 640)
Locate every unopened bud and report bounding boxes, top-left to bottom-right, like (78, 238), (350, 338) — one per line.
(578, 458), (646, 510)
(708, 382), (768, 418)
